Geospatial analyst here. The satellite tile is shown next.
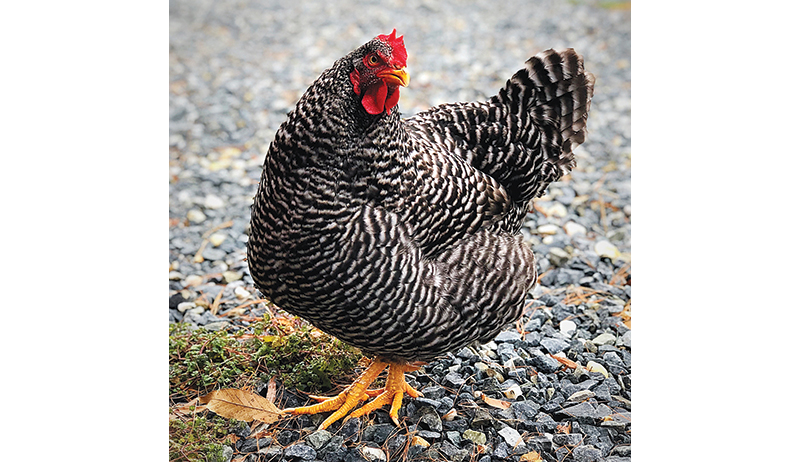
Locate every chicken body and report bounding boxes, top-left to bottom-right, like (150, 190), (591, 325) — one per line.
(247, 33), (594, 365)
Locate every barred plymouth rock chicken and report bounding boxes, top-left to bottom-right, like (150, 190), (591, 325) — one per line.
(247, 29), (594, 429)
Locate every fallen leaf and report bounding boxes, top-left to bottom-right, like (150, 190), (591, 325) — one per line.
(476, 391), (511, 409)
(199, 389), (285, 424)
(520, 450), (543, 462)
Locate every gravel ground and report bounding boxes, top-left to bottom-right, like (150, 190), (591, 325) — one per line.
(169, 1), (631, 461)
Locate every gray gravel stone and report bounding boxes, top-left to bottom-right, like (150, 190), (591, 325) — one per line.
(305, 430), (332, 450)
(221, 445), (233, 462)
(362, 424), (393, 444)
(494, 331), (521, 342)
(462, 429), (486, 445)
(557, 401), (597, 424)
(498, 426), (524, 447)
(528, 348), (562, 373)
(592, 332), (617, 346)
(443, 371), (466, 388)
(415, 406), (443, 432)
(283, 443), (316, 460)
(618, 330), (631, 348)
(567, 390), (596, 402)
(202, 247), (227, 261)
(421, 385), (446, 399)
(552, 433), (583, 447)
(471, 408), (493, 427)
(572, 445), (604, 462)
(540, 337), (570, 354)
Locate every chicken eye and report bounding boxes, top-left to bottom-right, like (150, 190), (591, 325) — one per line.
(366, 54), (380, 67)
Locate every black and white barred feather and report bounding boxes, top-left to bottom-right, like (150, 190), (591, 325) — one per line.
(248, 43), (594, 362)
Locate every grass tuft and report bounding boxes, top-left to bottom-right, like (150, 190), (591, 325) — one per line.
(168, 313), (364, 458)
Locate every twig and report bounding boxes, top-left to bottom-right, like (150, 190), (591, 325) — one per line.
(210, 286), (225, 316)
(609, 262), (631, 286)
(193, 220), (234, 263)
(234, 299), (271, 311)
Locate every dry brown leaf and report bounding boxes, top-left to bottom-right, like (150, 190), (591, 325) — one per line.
(520, 450), (544, 462)
(477, 391), (511, 409)
(199, 388), (284, 424)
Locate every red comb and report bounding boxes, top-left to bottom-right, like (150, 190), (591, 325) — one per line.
(376, 29), (407, 67)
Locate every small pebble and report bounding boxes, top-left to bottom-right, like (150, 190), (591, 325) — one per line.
(361, 447), (387, 462)
(503, 384), (523, 400)
(177, 301), (196, 313)
(567, 390), (596, 402)
(594, 240), (621, 259)
(169, 271), (184, 281)
(234, 286), (251, 300)
(410, 436), (430, 448)
(223, 270), (243, 282)
(592, 333), (617, 345)
(462, 429), (487, 445)
(545, 202), (568, 217)
(186, 209), (206, 223)
(209, 232), (226, 246)
(548, 248), (570, 267)
(537, 224), (559, 235)
(586, 361), (609, 378)
(204, 194), (225, 209)
(184, 274), (203, 287)
(187, 306), (205, 316)
(559, 319), (577, 336)
(565, 221), (587, 236)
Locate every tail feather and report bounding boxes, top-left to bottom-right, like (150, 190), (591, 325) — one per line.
(405, 48), (594, 215)
(509, 48), (595, 178)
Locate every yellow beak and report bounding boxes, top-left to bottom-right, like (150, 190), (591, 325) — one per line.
(379, 67), (409, 87)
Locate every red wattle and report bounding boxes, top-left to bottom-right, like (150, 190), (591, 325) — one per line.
(384, 86), (400, 112)
(361, 81), (388, 115)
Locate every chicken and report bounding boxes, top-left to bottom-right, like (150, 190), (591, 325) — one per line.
(247, 29), (594, 429)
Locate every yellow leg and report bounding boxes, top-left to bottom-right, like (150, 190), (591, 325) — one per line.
(347, 363), (422, 426)
(284, 359), (423, 429)
(285, 359), (388, 430)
